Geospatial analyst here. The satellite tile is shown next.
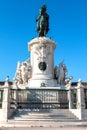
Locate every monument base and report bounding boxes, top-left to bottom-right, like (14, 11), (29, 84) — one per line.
(28, 78), (57, 88)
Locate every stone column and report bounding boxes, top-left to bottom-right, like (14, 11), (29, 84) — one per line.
(76, 79), (85, 120)
(2, 78), (10, 121)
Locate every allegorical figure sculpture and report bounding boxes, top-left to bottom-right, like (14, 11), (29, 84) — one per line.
(14, 59), (31, 85)
(36, 5), (49, 37)
(54, 61), (68, 85)
(54, 61), (73, 85)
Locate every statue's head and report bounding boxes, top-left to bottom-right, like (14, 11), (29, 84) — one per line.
(40, 5), (46, 14)
(42, 5), (46, 11)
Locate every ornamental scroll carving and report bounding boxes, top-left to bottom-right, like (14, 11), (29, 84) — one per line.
(33, 43), (51, 61)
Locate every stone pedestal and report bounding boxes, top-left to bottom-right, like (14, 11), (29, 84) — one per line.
(28, 37), (57, 87)
(76, 80), (85, 120)
(77, 80), (85, 109)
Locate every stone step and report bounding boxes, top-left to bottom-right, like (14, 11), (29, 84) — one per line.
(13, 112), (74, 117)
(11, 109), (78, 121)
(12, 118), (77, 122)
(13, 114), (76, 119)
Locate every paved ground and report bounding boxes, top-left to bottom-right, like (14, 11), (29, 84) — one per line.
(0, 120), (87, 128)
(0, 127), (87, 130)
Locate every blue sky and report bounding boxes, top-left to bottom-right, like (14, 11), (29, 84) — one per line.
(0, 0), (87, 82)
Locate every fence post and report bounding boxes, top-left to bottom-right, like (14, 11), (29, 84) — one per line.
(2, 77), (10, 121)
(66, 82), (72, 109)
(14, 87), (18, 109)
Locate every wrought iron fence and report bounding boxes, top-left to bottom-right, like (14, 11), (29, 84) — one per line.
(71, 89), (77, 109)
(0, 89), (3, 108)
(10, 88), (69, 109)
(10, 89), (17, 109)
(84, 89), (87, 109)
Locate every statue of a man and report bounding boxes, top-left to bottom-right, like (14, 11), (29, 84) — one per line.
(36, 5), (49, 37)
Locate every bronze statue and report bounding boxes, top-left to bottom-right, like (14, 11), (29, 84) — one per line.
(36, 5), (49, 37)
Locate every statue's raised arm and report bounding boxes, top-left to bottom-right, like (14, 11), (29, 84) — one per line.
(36, 5), (49, 37)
